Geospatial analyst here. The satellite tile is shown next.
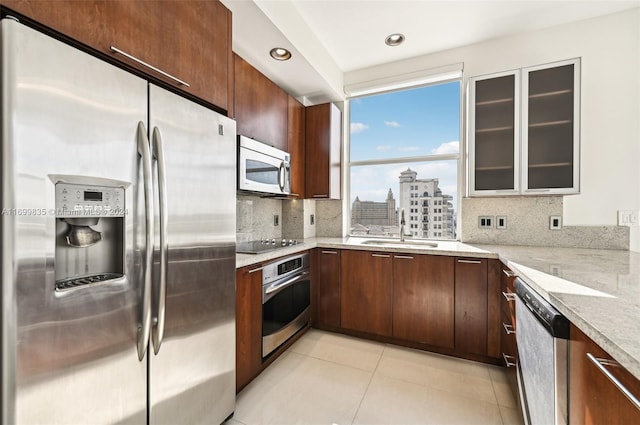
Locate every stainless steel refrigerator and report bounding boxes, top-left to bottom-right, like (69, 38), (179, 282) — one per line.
(1, 18), (236, 424)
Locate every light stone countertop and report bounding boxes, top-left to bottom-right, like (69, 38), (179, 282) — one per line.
(472, 244), (640, 381)
(236, 237), (640, 380)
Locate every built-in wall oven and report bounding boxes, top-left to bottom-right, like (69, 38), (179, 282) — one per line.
(262, 252), (310, 357)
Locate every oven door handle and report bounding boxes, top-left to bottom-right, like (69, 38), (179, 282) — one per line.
(264, 270), (310, 299)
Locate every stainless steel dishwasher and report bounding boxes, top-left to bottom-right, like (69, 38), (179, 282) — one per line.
(515, 278), (570, 425)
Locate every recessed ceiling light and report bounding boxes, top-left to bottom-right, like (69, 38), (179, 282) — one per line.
(270, 47), (292, 61)
(385, 33), (405, 47)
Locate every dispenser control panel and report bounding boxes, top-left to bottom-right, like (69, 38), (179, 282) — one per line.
(55, 183), (125, 217)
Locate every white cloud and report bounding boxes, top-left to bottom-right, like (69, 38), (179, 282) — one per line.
(398, 146), (420, 152)
(351, 122), (369, 134)
(376, 145), (392, 152)
(384, 120), (401, 128)
(431, 141), (460, 155)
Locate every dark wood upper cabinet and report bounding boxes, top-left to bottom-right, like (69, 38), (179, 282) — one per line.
(233, 53), (288, 151)
(3, 0), (232, 112)
(305, 103), (342, 199)
(288, 95), (306, 198)
(454, 257), (488, 356)
(340, 250), (392, 337)
(392, 253), (454, 349)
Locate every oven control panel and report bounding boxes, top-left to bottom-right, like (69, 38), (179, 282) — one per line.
(262, 252), (310, 285)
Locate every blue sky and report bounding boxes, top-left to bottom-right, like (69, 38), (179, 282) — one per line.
(349, 81), (461, 206)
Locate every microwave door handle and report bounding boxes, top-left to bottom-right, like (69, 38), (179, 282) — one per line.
(263, 270), (310, 303)
(278, 161), (286, 192)
(151, 126), (168, 355)
(136, 121), (153, 362)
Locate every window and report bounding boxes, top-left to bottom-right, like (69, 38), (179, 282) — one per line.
(348, 78), (461, 240)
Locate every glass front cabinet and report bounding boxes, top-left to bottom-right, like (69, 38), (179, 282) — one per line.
(468, 58), (580, 196)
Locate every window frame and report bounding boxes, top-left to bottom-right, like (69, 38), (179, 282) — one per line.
(344, 73), (464, 240)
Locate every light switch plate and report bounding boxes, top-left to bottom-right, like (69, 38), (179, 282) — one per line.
(618, 210), (639, 226)
(273, 214), (279, 227)
(496, 216), (507, 229)
(549, 215), (562, 230)
(478, 216), (494, 229)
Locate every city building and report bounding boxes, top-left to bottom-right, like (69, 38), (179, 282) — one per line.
(398, 168), (455, 239)
(350, 189), (399, 236)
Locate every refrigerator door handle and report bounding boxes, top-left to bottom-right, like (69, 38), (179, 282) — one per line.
(151, 126), (168, 354)
(137, 121), (154, 361)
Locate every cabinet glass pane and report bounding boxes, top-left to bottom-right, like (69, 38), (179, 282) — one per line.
(527, 64), (574, 189)
(474, 75), (515, 191)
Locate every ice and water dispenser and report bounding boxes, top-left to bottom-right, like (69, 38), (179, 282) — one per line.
(54, 181), (126, 291)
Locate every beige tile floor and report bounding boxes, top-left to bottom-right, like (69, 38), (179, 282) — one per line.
(229, 329), (524, 425)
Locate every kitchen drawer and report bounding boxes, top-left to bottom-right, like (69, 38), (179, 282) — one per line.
(501, 309), (517, 361)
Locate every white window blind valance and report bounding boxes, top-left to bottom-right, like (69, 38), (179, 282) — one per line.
(344, 62), (463, 98)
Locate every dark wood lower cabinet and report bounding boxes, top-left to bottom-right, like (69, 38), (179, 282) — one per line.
(235, 264), (263, 392)
(340, 250), (393, 337)
(315, 249), (341, 328)
(454, 257), (488, 356)
(569, 324), (640, 424)
(392, 254), (454, 348)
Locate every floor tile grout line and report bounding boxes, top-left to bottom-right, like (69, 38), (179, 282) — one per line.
(348, 344), (387, 425)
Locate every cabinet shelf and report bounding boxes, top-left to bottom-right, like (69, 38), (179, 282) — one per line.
(528, 89), (572, 99)
(528, 120), (572, 128)
(476, 97), (514, 106)
(476, 126), (513, 133)
(476, 165), (514, 171)
(528, 162), (572, 169)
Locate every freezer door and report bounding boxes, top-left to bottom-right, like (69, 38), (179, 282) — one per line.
(1, 20), (148, 424)
(148, 85), (236, 424)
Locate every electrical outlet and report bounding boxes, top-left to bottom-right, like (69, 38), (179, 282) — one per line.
(549, 215), (562, 230)
(478, 216), (494, 229)
(310, 214), (315, 225)
(618, 210), (639, 226)
(496, 216), (507, 229)
(273, 214), (279, 227)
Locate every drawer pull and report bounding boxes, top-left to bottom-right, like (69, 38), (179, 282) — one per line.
(587, 353), (640, 411)
(502, 291), (516, 302)
(503, 269), (517, 277)
(371, 254), (390, 258)
(248, 266), (263, 274)
(457, 259), (482, 264)
(394, 255), (414, 260)
(503, 353), (516, 368)
(110, 46), (190, 87)
(321, 250), (338, 255)
(502, 322), (515, 335)
(312, 194), (328, 198)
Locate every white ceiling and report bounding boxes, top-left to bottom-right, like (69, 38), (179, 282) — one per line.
(222, 0), (639, 104)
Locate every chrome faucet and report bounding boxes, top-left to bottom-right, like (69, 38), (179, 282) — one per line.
(400, 208), (411, 242)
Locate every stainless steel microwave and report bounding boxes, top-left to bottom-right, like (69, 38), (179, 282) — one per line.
(237, 135), (291, 195)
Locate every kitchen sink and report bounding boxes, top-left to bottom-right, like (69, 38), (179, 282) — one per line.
(360, 239), (438, 248)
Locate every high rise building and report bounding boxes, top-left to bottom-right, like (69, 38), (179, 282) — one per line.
(398, 168), (455, 239)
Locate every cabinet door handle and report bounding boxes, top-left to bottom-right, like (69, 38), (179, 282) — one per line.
(502, 291), (516, 301)
(587, 353), (640, 410)
(503, 269), (517, 277)
(321, 250), (338, 255)
(394, 255), (414, 260)
(503, 353), (516, 368)
(457, 259), (482, 264)
(110, 46), (190, 87)
(313, 194), (328, 198)
(371, 254), (390, 258)
(502, 322), (515, 335)
(248, 266), (263, 274)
